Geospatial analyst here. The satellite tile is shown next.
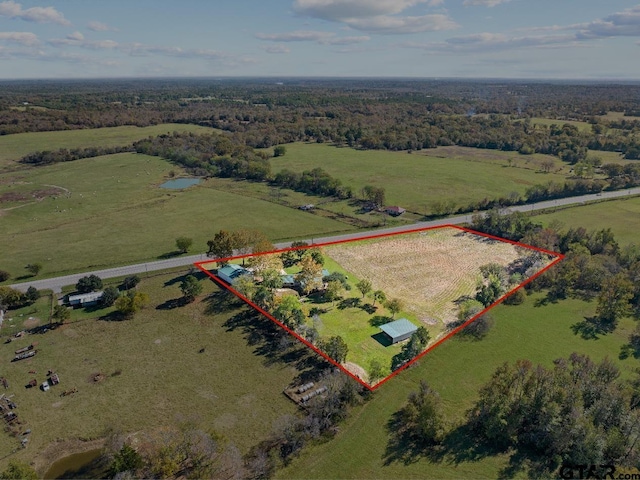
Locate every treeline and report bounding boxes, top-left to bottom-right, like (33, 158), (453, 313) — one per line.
(20, 145), (134, 165)
(273, 168), (352, 198)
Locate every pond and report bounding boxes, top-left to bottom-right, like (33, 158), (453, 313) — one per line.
(159, 177), (201, 189)
(44, 448), (109, 479)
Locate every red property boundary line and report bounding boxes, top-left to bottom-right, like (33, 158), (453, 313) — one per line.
(194, 224), (564, 391)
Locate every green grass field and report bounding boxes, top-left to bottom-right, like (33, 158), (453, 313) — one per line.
(0, 271), (307, 475)
(277, 292), (638, 479)
(533, 196), (640, 246)
(0, 123), (214, 168)
(272, 143), (567, 214)
(0, 153), (355, 279)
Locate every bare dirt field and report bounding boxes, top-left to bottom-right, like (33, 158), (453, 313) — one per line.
(325, 227), (539, 328)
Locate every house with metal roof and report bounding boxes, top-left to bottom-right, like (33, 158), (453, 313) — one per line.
(217, 264), (250, 284)
(379, 318), (418, 344)
(67, 291), (104, 307)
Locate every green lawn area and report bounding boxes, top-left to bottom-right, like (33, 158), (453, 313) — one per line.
(277, 292), (638, 479)
(533, 196), (640, 246)
(0, 123), (214, 168)
(273, 143), (567, 214)
(0, 270), (306, 475)
(0, 153), (355, 279)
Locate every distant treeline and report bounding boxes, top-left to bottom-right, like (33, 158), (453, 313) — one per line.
(20, 145), (134, 165)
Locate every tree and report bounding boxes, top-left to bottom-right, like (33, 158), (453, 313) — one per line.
(0, 286), (24, 309)
(121, 275), (140, 290)
(100, 286), (120, 307)
(0, 461), (38, 480)
(180, 275), (203, 302)
(25, 263), (42, 276)
(273, 295), (305, 329)
(321, 336), (348, 363)
(76, 274), (103, 293)
(391, 327), (430, 371)
(324, 280), (343, 305)
(397, 381), (445, 445)
(260, 269), (283, 289)
(356, 279), (372, 300)
(369, 358), (385, 383)
(109, 443), (143, 477)
(175, 236), (193, 254)
(0, 270), (10, 282)
(24, 286), (40, 304)
(386, 298), (404, 318)
(232, 275), (256, 300)
(372, 290), (386, 307)
(296, 255), (323, 295)
(52, 304), (70, 323)
(273, 145), (286, 157)
(115, 291), (149, 319)
(207, 230), (235, 263)
(596, 273), (634, 323)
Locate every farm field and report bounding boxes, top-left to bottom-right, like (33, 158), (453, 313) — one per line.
(0, 123), (215, 169)
(277, 292), (639, 479)
(272, 143), (568, 214)
(0, 269), (306, 475)
(0, 153), (355, 279)
(203, 227), (558, 386)
(533, 196), (640, 246)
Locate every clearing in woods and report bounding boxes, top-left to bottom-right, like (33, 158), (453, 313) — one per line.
(198, 226), (562, 389)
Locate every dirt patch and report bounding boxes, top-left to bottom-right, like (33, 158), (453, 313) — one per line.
(326, 228), (527, 325)
(23, 317), (41, 329)
(0, 192), (29, 203)
(344, 362), (368, 382)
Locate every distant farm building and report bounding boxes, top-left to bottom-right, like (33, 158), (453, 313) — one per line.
(379, 318), (418, 344)
(385, 206), (406, 216)
(68, 291), (103, 307)
(299, 204), (315, 211)
(217, 264), (250, 284)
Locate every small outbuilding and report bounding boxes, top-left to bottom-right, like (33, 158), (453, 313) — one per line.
(217, 264), (250, 284)
(68, 291), (103, 307)
(385, 206), (406, 216)
(379, 318), (418, 344)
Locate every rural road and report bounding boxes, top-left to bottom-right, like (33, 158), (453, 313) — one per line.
(11, 187), (640, 294)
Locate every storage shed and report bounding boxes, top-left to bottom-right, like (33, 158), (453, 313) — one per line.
(379, 318), (418, 344)
(217, 264), (250, 284)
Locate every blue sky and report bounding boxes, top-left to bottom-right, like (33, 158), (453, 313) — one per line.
(0, 0), (638, 79)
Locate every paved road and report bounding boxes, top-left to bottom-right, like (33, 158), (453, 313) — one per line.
(11, 186), (640, 293)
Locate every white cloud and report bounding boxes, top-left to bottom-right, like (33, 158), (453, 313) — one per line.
(463, 0), (510, 7)
(577, 5), (640, 39)
(0, 0), (70, 25)
(0, 31), (38, 46)
(292, 0), (455, 34)
(87, 21), (116, 32)
(255, 29), (370, 45)
(261, 44), (291, 54)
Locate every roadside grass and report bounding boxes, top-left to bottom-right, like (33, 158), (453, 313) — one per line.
(0, 270), (305, 474)
(276, 292), (638, 479)
(272, 143), (567, 214)
(533, 196), (640, 246)
(0, 123), (215, 169)
(0, 153), (355, 279)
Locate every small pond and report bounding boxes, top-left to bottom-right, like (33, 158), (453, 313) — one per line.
(44, 448), (109, 479)
(159, 177), (201, 189)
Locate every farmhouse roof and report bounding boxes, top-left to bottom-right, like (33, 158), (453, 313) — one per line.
(379, 318), (418, 340)
(68, 291), (103, 303)
(218, 264), (248, 279)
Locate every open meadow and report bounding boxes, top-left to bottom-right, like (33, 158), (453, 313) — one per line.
(0, 124), (214, 170)
(0, 152), (355, 279)
(272, 143), (568, 214)
(276, 292), (639, 479)
(0, 269), (315, 475)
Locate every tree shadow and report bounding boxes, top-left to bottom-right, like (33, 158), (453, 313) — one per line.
(570, 315), (617, 340)
(369, 315), (391, 327)
(372, 332), (392, 347)
(99, 311), (127, 322)
(157, 250), (183, 260)
(360, 303), (377, 314)
(338, 298), (361, 310)
(204, 289), (244, 315)
(156, 297), (188, 310)
(163, 270), (208, 287)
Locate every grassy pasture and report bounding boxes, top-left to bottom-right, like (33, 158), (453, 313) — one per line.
(272, 143), (567, 214)
(0, 270), (306, 474)
(0, 153), (355, 279)
(533, 196), (640, 247)
(599, 111), (640, 122)
(0, 123), (214, 168)
(277, 292), (638, 479)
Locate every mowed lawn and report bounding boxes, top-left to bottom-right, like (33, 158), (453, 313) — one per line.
(277, 293), (638, 479)
(0, 123), (214, 168)
(272, 143), (567, 213)
(0, 153), (355, 278)
(0, 271), (303, 474)
(533, 196), (640, 246)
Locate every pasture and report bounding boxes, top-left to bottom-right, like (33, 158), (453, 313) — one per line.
(272, 143), (567, 214)
(0, 153), (355, 279)
(0, 270), (306, 475)
(533, 196), (640, 247)
(276, 292), (638, 479)
(0, 123), (214, 169)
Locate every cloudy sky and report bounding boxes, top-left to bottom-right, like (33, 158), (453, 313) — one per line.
(0, 0), (638, 79)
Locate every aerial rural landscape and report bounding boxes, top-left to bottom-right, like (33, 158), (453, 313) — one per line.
(1, 1), (640, 479)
